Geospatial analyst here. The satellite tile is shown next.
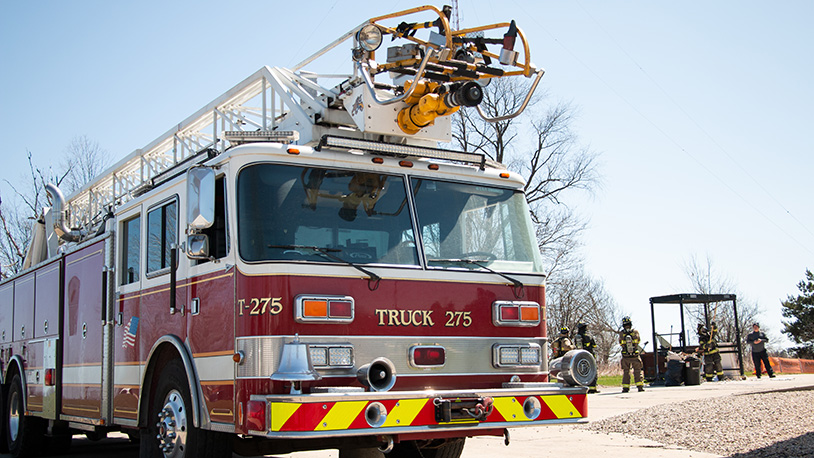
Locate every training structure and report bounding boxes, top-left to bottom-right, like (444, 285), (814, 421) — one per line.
(646, 293), (745, 383)
(0, 5), (596, 458)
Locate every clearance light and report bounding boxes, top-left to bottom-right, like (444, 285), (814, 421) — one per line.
(399, 160), (413, 168)
(493, 343), (542, 368)
(308, 345), (354, 368)
(224, 130), (299, 145)
(428, 164), (440, 170)
(295, 295), (355, 323)
(44, 369), (55, 386)
(372, 157), (384, 164)
(499, 172), (511, 178)
(246, 400), (267, 431)
(287, 147), (301, 155)
(316, 135), (487, 169)
(493, 301), (541, 327)
(410, 345), (446, 367)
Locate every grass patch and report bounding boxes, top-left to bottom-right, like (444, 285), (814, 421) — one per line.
(597, 374), (623, 386)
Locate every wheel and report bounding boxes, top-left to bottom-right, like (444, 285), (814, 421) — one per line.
(140, 360), (231, 458)
(389, 438), (465, 458)
(6, 374), (45, 457)
(0, 383), (7, 454)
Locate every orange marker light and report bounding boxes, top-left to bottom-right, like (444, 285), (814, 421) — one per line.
(499, 172), (511, 178)
(287, 147), (300, 155)
(520, 305), (540, 322)
(372, 157), (384, 164)
(399, 160), (413, 168)
(428, 164), (439, 170)
(303, 300), (328, 318)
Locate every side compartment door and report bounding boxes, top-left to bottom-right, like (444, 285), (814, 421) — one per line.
(61, 239), (106, 422)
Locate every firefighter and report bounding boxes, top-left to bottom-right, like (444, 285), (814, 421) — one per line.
(619, 316), (644, 392)
(551, 326), (574, 359)
(697, 322), (724, 381)
(575, 322), (599, 393)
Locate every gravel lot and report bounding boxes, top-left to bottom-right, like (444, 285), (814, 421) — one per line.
(585, 387), (814, 457)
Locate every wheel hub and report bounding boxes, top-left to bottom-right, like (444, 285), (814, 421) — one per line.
(8, 390), (20, 442)
(155, 389), (187, 458)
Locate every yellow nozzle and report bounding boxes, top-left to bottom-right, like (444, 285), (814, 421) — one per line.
(397, 93), (459, 135)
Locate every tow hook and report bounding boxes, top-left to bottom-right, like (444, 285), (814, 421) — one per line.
(378, 435), (394, 454)
(462, 396), (494, 421)
(503, 428), (510, 446)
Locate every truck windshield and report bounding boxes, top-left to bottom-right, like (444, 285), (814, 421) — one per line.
(411, 178), (544, 274)
(238, 164), (418, 265)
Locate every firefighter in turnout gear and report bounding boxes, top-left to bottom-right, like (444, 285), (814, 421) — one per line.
(575, 322), (599, 393)
(698, 322), (724, 381)
(551, 326), (574, 359)
(619, 317), (644, 392)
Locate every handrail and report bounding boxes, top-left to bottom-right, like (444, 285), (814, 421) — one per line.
(357, 48), (435, 106)
(476, 68), (545, 123)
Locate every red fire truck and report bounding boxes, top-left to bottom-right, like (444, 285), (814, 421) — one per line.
(0, 5), (595, 458)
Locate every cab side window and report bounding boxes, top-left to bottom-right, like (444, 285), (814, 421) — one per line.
(147, 200), (178, 274)
(121, 216), (141, 285)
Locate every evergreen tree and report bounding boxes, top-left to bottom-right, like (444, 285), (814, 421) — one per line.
(781, 269), (814, 358)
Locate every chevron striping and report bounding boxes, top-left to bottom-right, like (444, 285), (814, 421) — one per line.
(381, 398), (428, 427)
(271, 402), (302, 431)
(315, 401), (368, 431)
(492, 396), (525, 422)
(542, 395), (580, 419)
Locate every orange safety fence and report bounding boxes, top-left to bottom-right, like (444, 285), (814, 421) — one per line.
(764, 357), (814, 374)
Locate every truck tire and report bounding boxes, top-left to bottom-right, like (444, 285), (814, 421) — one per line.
(0, 383), (7, 453)
(140, 359), (231, 458)
(6, 374), (45, 457)
(389, 438), (465, 458)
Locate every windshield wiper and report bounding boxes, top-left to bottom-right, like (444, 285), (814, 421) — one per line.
(430, 258), (525, 298)
(268, 244), (382, 290)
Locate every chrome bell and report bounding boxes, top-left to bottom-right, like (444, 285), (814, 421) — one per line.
(271, 334), (321, 394)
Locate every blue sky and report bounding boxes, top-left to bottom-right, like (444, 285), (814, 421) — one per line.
(2, 1), (812, 349)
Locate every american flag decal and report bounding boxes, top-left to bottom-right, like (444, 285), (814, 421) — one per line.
(122, 317), (139, 348)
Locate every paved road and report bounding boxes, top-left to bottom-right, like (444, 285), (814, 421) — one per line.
(5, 374), (814, 458)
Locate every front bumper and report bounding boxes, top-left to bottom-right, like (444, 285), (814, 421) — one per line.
(249, 384), (587, 438)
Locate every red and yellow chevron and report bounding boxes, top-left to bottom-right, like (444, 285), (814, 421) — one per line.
(270, 394), (586, 432)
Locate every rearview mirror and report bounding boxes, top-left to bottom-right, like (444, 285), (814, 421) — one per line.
(187, 167), (215, 230)
(187, 234), (210, 259)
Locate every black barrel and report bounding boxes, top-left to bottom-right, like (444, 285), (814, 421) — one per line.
(684, 356), (702, 386)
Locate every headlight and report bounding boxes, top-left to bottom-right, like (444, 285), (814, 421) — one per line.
(357, 24), (383, 52)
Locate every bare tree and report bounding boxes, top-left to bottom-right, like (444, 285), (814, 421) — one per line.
(683, 253), (763, 354)
(545, 265), (622, 367)
(60, 135), (111, 194)
(452, 78), (599, 276)
(1, 137), (108, 278)
(0, 153), (68, 278)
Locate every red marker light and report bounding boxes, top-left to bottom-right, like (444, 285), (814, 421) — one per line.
(500, 305), (520, 321)
(412, 346), (446, 366)
(246, 400), (266, 431)
(329, 300), (353, 319)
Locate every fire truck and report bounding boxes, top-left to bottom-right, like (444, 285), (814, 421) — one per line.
(0, 5), (596, 458)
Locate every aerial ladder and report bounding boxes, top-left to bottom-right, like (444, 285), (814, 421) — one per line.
(51, 4), (543, 242)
